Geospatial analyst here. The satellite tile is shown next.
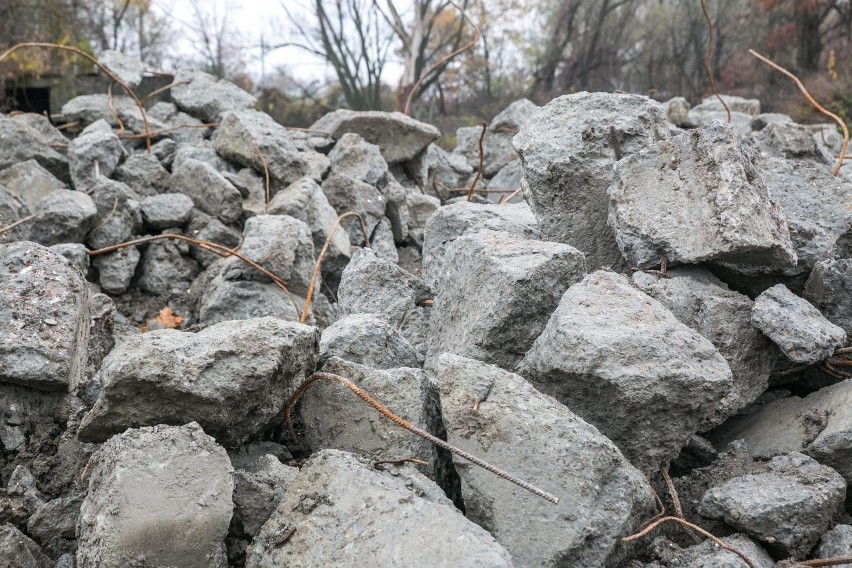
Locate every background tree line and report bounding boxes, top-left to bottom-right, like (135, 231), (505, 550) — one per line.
(2, 0), (851, 131)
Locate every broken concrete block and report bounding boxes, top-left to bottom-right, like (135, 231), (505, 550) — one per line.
(141, 193), (195, 230)
(114, 152), (171, 197)
(404, 192), (440, 248)
(632, 267), (776, 428)
(814, 524), (852, 566)
(221, 214), (315, 297)
(338, 248), (431, 353)
(212, 109), (310, 186)
(169, 158), (242, 224)
(0, 523), (52, 568)
(68, 119), (126, 191)
(757, 157), (851, 275)
(709, 379), (852, 496)
(311, 109), (441, 164)
(321, 174), (386, 244)
(328, 132), (388, 186)
(320, 314), (421, 369)
(245, 450), (513, 567)
(171, 69), (257, 122)
(518, 270), (732, 470)
(28, 189), (98, 245)
(232, 455), (297, 538)
(85, 178), (142, 249)
(422, 201), (539, 290)
(78, 317), (318, 446)
(300, 357), (440, 472)
(91, 247), (140, 295)
(98, 49), (145, 87)
(454, 124), (518, 177)
(0, 159), (67, 213)
(608, 122), (796, 270)
(137, 236), (199, 295)
(805, 258), (852, 336)
(428, 230), (586, 371)
(0, 242), (89, 391)
(698, 452), (845, 559)
(647, 533), (774, 568)
(438, 354), (654, 567)
(752, 284), (846, 364)
(0, 117), (68, 182)
(513, 92), (669, 271)
(76, 422), (234, 567)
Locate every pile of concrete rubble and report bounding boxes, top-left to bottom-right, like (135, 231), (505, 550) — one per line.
(1, 49), (852, 567)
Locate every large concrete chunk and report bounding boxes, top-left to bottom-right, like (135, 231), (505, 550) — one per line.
(321, 174), (386, 244)
(327, 132), (388, 186)
(815, 525), (852, 565)
(698, 452), (845, 559)
(320, 314), (421, 369)
(195, 267), (303, 325)
(0, 242), (89, 391)
(221, 215), (315, 297)
(76, 422), (234, 568)
(438, 355), (653, 567)
(428, 230), (586, 371)
(171, 69), (257, 122)
(98, 50), (145, 88)
(301, 358), (440, 472)
(338, 248), (431, 353)
(0, 159), (67, 213)
(608, 122), (796, 269)
(78, 317), (319, 446)
(245, 449), (513, 567)
(68, 120), (125, 191)
(454, 124), (518, 177)
(267, 178), (351, 287)
(311, 109), (440, 164)
(647, 533), (774, 568)
(28, 189), (98, 245)
(0, 118), (68, 182)
(709, 379), (852, 494)
(752, 284), (846, 364)
(518, 270), (732, 470)
(169, 158), (242, 224)
(213, 109), (310, 186)
(84, 178), (142, 249)
(0, 523), (52, 568)
(513, 92), (669, 271)
(632, 267), (776, 428)
(421, 201), (539, 290)
(805, 258), (852, 336)
(757, 157), (851, 275)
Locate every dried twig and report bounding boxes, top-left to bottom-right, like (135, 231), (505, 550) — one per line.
(660, 468), (683, 518)
(250, 142), (271, 214)
(499, 187), (523, 204)
(0, 212), (39, 237)
(403, 0), (481, 115)
(623, 516), (757, 568)
(466, 121), (487, 201)
(87, 234), (299, 313)
(299, 212), (370, 324)
(802, 556), (852, 567)
(284, 371), (560, 504)
(106, 83), (125, 135)
(118, 122), (220, 140)
(0, 42), (153, 152)
(749, 49), (849, 177)
(140, 80), (190, 104)
(373, 458), (429, 469)
(700, 0), (731, 123)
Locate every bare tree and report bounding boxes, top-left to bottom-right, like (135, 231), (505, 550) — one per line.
(182, 0), (245, 80)
(275, 0), (393, 110)
(375, 0), (473, 111)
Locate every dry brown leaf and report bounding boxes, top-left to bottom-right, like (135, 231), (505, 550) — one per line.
(140, 307), (184, 332)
